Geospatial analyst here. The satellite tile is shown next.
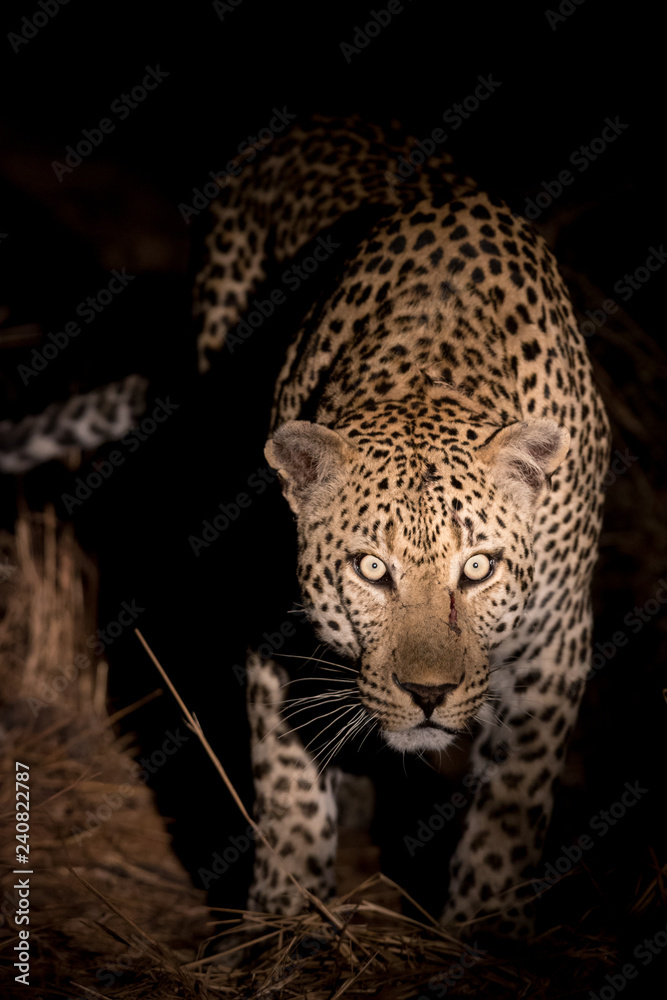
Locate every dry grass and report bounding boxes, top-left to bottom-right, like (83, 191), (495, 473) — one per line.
(0, 510), (209, 997)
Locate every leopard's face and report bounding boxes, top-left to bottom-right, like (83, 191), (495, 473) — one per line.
(291, 446), (534, 753)
(266, 406), (569, 753)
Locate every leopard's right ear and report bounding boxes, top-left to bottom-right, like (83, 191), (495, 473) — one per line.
(476, 419), (570, 507)
(264, 420), (353, 514)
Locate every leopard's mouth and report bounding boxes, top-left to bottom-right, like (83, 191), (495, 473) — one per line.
(383, 720), (464, 752)
(415, 719), (463, 735)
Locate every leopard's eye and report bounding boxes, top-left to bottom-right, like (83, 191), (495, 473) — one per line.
(463, 554), (492, 581)
(357, 554), (388, 582)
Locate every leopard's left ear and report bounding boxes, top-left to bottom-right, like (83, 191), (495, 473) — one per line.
(264, 420), (353, 515)
(476, 419), (570, 505)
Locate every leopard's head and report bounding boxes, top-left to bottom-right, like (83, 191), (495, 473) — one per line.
(265, 403), (569, 752)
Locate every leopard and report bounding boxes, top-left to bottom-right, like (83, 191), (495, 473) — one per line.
(0, 115), (611, 939)
(192, 116), (611, 938)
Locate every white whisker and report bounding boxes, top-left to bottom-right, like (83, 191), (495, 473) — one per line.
(273, 652), (358, 673)
(274, 701), (358, 742)
(281, 688), (354, 707)
(257, 692), (356, 744)
(277, 695), (355, 729)
(315, 709), (367, 775)
(357, 714), (378, 750)
(301, 704), (358, 758)
(279, 676), (355, 690)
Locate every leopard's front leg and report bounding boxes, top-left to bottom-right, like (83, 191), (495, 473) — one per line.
(245, 653), (338, 914)
(441, 604), (591, 938)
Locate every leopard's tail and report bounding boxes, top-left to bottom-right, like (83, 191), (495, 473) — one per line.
(193, 114), (475, 373)
(1, 118), (472, 475)
(0, 374), (148, 474)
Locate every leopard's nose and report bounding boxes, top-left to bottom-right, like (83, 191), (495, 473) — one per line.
(392, 674), (462, 719)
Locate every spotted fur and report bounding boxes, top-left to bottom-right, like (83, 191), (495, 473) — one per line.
(197, 116), (610, 937)
(246, 653), (338, 913)
(0, 375), (147, 474)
